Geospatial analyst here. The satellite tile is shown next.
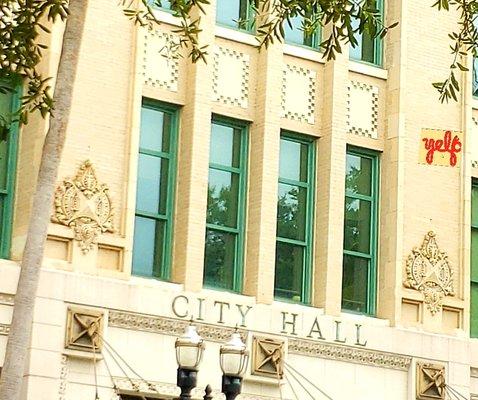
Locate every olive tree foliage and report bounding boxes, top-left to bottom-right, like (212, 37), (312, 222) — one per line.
(0, 0), (401, 129)
(432, 0), (478, 102)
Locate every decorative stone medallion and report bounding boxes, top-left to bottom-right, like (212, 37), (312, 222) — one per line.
(251, 336), (285, 378)
(404, 232), (454, 315)
(65, 307), (104, 352)
(416, 363), (445, 400)
(52, 160), (114, 253)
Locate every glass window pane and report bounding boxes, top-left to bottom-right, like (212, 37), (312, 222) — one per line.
(342, 254), (369, 313)
(136, 154), (169, 215)
(147, 0), (171, 9)
(349, 12), (377, 64)
(204, 229), (236, 289)
(279, 138), (309, 182)
(346, 153), (373, 196)
(0, 90), (12, 191)
(140, 107), (171, 153)
(216, 0), (249, 29)
(349, 15), (363, 61)
(0, 129), (7, 190)
(132, 216), (165, 277)
(473, 228), (478, 282)
(210, 123), (241, 167)
(472, 186), (478, 226)
(471, 283), (478, 337)
(474, 58), (478, 97)
(284, 15), (306, 46)
(344, 197), (371, 254)
(207, 169), (239, 228)
(277, 183), (307, 241)
(274, 241), (304, 301)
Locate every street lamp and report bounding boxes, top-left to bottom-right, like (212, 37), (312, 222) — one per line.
(175, 327), (249, 400)
(220, 332), (249, 400)
(175, 325), (204, 400)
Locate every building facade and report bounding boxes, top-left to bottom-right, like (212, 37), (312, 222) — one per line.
(1, 0), (478, 399)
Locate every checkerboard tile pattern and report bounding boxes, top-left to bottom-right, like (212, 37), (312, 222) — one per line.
(142, 28), (180, 92)
(212, 45), (250, 108)
(347, 81), (379, 139)
(281, 64), (316, 124)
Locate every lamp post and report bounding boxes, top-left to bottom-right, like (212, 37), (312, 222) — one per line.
(220, 332), (249, 400)
(175, 326), (249, 400)
(175, 325), (204, 400)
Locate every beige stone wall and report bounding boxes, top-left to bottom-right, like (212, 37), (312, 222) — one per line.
(3, 0), (478, 398)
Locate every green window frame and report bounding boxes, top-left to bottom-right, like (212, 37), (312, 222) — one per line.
(132, 99), (178, 280)
(349, 0), (384, 66)
(0, 84), (20, 259)
(216, 0), (255, 32)
(471, 181), (478, 337)
(203, 116), (248, 292)
(283, 11), (321, 49)
(274, 132), (315, 303)
(342, 147), (379, 315)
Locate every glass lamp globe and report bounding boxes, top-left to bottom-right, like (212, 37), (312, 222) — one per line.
(175, 325), (205, 370)
(220, 332), (249, 377)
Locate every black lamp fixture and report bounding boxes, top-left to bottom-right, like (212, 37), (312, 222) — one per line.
(219, 332), (249, 400)
(175, 325), (204, 400)
(175, 326), (249, 400)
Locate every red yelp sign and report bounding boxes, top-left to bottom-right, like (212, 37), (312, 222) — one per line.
(422, 130), (462, 167)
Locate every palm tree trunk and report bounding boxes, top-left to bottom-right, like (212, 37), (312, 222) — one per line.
(0, 1), (89, 399)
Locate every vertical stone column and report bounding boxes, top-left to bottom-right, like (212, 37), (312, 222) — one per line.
(313, 29), (349, 315)
(243, 33), (283, 304)
(459, 52), (474, 335)
(378, 0), (407, 324)
(171, 1), (216, 291)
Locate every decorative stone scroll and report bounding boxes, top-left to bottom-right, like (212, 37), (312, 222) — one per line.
(108, 311), (247, 343)
(288, 338), (411, 371)
(404, 232), (454, 315)
(52, 160), (114, 253)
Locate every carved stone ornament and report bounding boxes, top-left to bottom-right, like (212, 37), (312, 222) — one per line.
(416, 363), (446, 400)
(65, 307), (104, 352)
(404, 232), (454, 315)
(52, 160), (114, 253)
(252, 336), (285, 378)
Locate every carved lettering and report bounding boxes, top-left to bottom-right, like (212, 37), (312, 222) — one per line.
(172, 295), (189, 318)
(307, 317), (325, 340)
(355, 324), (367, 346)
(196, 298), (205, 321)
(236, 304), (252, 327)
(214, 301), (230, 324)
(334, 321), (346, 343)
(281, 312), (298, 335)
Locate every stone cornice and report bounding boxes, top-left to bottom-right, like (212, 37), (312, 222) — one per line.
(108, 310), (247, 343)
(114, 377), (278, 400)
(288, 338), (411, 371)
(109, 311), (411, 371)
